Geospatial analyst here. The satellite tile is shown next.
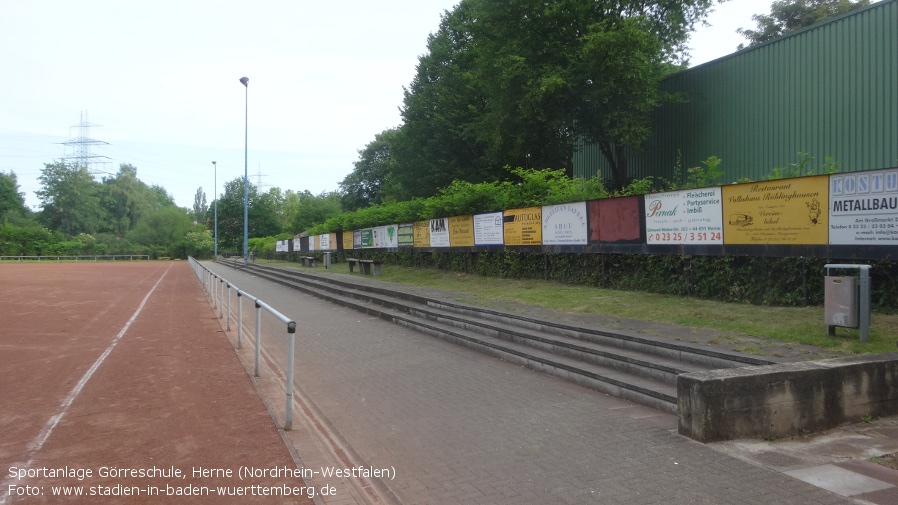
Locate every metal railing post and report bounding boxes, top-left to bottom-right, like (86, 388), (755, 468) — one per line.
(254, 301), (262, 378)
(237, 291), (243, 349)
(284, 321), (297, 430)
(219, 278), (224, 319)
(226, 283), (232, 331)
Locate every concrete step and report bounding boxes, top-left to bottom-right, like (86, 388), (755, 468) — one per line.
(219, 262), (774, 412)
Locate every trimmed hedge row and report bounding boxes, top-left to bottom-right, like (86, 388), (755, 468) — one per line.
(335, 250), (897, 311)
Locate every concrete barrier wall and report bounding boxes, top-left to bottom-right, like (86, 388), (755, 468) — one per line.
(678, 353), (898, 443)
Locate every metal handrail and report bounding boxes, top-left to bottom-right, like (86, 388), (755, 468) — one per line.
(188, 257), (298, 430)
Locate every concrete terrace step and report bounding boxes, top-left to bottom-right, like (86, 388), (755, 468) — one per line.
(219, 262), (773, 412)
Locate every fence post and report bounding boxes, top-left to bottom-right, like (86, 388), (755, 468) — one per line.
(226, 283), (232, 331)
(284, 320), (297, 431)
(237, 291), (243, 349)
(254, 301), (262, 378)
(219, 278), (224, 320)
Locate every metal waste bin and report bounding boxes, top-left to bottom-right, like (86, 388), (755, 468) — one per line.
(823, 264), (871, 342)
(323, 251), (331, 269)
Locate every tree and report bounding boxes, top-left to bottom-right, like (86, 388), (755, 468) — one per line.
(36, 162), (106, 236)
(192, 187), (208, 224)
(127, 206), (193, 247)
(99, 164), (157, 237)
(290, 190), (342, 233)
(214, 177), (282, 251)
(393, 0), (716, 192)
(340, 128), (401, 211)
(0, 171), (28, 221)
(737, 0), (870, 48)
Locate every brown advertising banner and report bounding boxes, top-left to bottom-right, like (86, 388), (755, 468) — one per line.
(503, 207), (542, 246)
(449, 215), (475, 247)
(413, 220), (430, 247)
(589, 197), (643, 243)
(722, 176), (828, 245)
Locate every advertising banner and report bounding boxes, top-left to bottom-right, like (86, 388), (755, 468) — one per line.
(361, 228), (374, 248)
(398, 223), (414, 247)
(353, 230), (362, 249)
(449, 215), (474, 247)
(722, 176), (828, 245)
(429, 218), (450, 247)
(829, 169), (898, 245)
(589, 197), (643, 243)
(542, 202), (588, 245)
(293, 236), (302, 251)
(503, 207), (542, 246)
(413, 221), (430, 247)
(342, 231), (354, 250)
(644, 189), (724, 245)
(328, 233), (337, 251)
(374, 224), (399, 248)
(309, 235), (317, 251)
(473, 212), (504, 246)
(318, 233), (330, 251)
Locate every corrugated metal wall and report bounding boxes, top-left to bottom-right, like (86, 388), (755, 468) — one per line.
(574, 0), (898, 184)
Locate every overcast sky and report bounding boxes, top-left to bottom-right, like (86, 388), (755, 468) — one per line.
(1, 0), (765, 211)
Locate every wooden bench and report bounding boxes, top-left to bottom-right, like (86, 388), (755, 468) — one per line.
(300, 256), (318, 267)
(346, 258), (383, 276)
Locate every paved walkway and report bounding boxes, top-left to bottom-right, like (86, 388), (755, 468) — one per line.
(206, 262), (898, 504)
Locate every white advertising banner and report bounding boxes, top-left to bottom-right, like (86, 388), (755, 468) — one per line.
(374, 224), (399, 248)
(473, 212), (504, 246)
(542, 202), (588, 245)
(644, 188), (723, 244)
(829, 169), (898, 245)
(429, 218), (450, 247)
(318, 233), (330, 251)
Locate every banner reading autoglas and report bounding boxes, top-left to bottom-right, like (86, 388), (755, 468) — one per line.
(644, 189), (723, 245)
(721, 176), (828, 245)
(542, 202), (588, 245)
(829, 169), (898, 245)
(503, 207), (542, 246)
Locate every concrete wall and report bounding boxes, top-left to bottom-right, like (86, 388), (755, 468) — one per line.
(678, 353), (898, 443)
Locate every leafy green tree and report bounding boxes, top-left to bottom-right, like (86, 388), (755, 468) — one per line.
(150, 184), (176, 209)
(191, 187), (208, 224)
(36, 162), (106, 236)
(393, 0), (715, 193)
(214, 178), (282, 251)
(289, 190), (342, 233)
(737, 0), (870, 48)
(340, 128), (402, 210)
(98, 164), (158, 237)
(127, 205), (193, 248)
(0, 171), (28, 222)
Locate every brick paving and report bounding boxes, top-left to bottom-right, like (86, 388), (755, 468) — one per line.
(206, 262), (857, 505)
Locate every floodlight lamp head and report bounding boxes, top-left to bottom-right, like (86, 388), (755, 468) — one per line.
(212, 161), (216, 165)
(239, 77), (249, 87)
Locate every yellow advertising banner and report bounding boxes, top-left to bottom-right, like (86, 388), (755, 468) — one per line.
(449, 215), (474, 247)
(503, 207), (542, 246)
(342, 230), (353, 250)
(413, 220), (430, 247)
(722, 176), (829, 245)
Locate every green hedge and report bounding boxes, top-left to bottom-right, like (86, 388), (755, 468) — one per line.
(338, 250), (897, 311)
